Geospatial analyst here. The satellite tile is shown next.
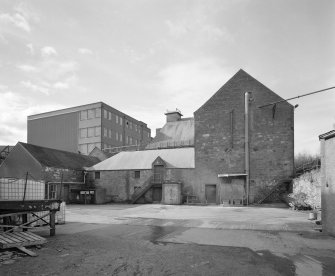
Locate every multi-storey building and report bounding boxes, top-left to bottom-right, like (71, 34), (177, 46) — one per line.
(27, 102), (151, 155)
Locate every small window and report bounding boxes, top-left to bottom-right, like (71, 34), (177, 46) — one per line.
(104, 128), (107, 137)
(116, 132), (118, 141)
(116, 115), (118, 124)
(95, 126), (101, 137)
(88, 109), (95, 119)
(120, 117), (123, 126)
(95, 171), (100, 179)
(120, 133), (123, 141)
(88, 127), (94, 137)
(109, 112), (112, 120)
(134, 171), (140, 178)
(109, 129), (112, 138)
(104, 110), (108, 119)
(80, 110), (87, 120)
(95, 108), (101, 118)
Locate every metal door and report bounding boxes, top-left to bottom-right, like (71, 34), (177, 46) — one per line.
(205, 184), (217, 204)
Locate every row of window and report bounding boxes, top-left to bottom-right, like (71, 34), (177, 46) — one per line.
(80, 126), (101, 138)
(80, 108), (101, 120)
(103, 109), (124, 126)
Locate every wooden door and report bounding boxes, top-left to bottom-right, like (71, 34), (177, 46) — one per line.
(152, 187), (162, 202)
(153, 165), (164, 183)
(205, 184), (217, 204)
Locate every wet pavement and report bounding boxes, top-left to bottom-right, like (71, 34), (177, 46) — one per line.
(1, 204), (335, 275)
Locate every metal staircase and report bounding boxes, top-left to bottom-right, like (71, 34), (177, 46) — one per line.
(131, 176), (154, 204)
(256, 178), (292, 204)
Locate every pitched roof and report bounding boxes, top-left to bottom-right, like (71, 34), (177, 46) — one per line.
(88, 147), (195, 170)
(146, 118), (194, 149)
(19, 142), (100, 170)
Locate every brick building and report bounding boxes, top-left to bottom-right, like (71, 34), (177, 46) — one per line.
(27, 102), (151, 155)
(319, 130), (335, 236)
(88, 69), (294, 205)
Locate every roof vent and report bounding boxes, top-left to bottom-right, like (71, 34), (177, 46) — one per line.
(165, 109), (183, 122)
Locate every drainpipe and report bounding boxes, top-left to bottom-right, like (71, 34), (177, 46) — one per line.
(245, 92), (251, 206)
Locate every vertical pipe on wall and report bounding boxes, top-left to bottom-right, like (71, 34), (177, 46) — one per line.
(245, 92), (251, 206)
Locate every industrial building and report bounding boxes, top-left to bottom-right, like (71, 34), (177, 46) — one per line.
(87, 69), (294, 205)
(27, 102), (152, 155)
(319, 130), (335, 236)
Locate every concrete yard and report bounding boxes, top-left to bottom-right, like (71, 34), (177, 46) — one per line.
(1, 204), (335, 275)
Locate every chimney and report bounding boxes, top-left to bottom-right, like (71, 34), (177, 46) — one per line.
(165, 109), (183, 122)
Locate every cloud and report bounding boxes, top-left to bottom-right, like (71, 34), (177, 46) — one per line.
(0, 12), (31, 32)
(21, 80), (50, 95)
(26, 43), (34, 55)
(41, 46), (58, 58)
(78, 48), (93, 55)
(0, 88), (64, 144)
(17, 64), (38, 72)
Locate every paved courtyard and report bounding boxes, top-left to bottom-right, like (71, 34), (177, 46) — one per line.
(1, 204), (335, 275)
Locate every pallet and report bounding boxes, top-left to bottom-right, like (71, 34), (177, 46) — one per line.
(0, 231), (46, 250)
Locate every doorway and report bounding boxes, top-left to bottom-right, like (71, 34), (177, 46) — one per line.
(152, 187), (162, 202)
(205, 184), (217, 204)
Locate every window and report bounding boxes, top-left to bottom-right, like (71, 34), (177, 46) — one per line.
(95, 108), (101, 118)
(88, 109), (95, 119)
(120, 117), (123, 126)
(108, 112), (112, 120)
(104, 143), (107, 150)
(108, 129), (112, 138)
(95, 126), (101, 137)
(95, 171), (100, 179)
(135, 124), (137, 131)
(88, 127), (94, 137)
(116, 115), (118, 124)
(134, 171), (140, 179)
(116, 132), (118, 141)
(80, 110), (87, 120)
(45, 183), (58, 199)
(119, 133), (122, 141)
(104, 128), (107, 137)
(104, 110), (108, 119)
(129, 137), (132, 145)
(126, 136), (128, 144)
(80, 128), (87, 138)
(126, 121), (129, 128)
(130, 122), (132, 129)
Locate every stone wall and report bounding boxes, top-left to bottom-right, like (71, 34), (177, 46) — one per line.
(91, 168), (195, 203)
(194, 70), (294, 203)
(292, 169), (321, 209)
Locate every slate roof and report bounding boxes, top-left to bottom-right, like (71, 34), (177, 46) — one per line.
(88, 147), (195, 171)
(146, 118), (194, 149)
(19, 142), (100, 170)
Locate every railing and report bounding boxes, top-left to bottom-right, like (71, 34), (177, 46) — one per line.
(295, 160), (321, 176)
(257, 178), (292, 204)
(131, 176), (154, 203)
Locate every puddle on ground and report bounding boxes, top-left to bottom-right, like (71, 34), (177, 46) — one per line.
(145, 226), (186, 245)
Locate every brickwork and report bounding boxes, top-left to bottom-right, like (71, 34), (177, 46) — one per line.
(194, 70), (294, 203)
(321, 137), (335, 236)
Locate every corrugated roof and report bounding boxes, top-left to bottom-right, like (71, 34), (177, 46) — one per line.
(146, 118), (194, 149)
(19, 142), (100, 170)
(88, 147), (195, 171)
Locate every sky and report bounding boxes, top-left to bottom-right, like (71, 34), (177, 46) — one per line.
(0, 0), (334, 155)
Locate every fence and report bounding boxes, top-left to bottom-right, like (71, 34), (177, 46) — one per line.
(0, 177), (45, 201)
